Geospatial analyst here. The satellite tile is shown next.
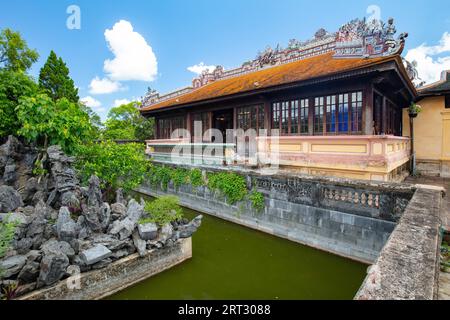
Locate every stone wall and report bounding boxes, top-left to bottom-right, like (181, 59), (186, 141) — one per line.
(18, 238), (192, 300)
(139, 168), (416, 263)
(355, 187), (443, 300)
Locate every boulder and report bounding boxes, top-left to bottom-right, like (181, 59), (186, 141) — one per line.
(80, 244), (112, 266)
(3, 164), (16, 185)
(18, 261), (40, 283)
(0, 255), (27, 278)
(108, 199), (144, 240)
(91, 234), (128, 251)
(178, 215), (203, 239)
(111, 202), (126, 216)
(0, 185), (23, 212)
(98, 203), (111, 230)
(60, 191), (80, 209)
(115, 188), (127, 206)
(25, 250), (42, 263)
(13, 238), (33, 254)
(158, 223), (173, 243)
(37, 253), (69, 287)
(0, 212), (27, 225)
(138, 222), (158, 240)
(41, 239), (75, 260)
(87, 175), (102, 208)
(56, 207), (78, 242)
(132, 231), (146, 257)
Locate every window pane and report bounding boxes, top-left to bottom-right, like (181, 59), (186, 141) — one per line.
(258, 105), (265, 129)
(351, 91), (363, 132)
(272, 103), (280, 131)
(281, 101), (289, 134)
(338, 94), (349, 133)
(326, 95), (336, 133)
(314, 97), (324, 135)
(300, 99), (309, 134)
(291, 100), (299, 134)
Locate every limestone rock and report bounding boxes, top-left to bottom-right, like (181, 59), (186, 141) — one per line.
(132, 231), (146, 257)
(56, 207), (78, 242)
(37, 253), (69, 287)
(80, 244), (112, 265)
(0, 255), (27, 278)
(108, 199), (144, 240)
(3, 164), (16, 185)
(18, 261), (40, 283)
(0, 185), (23, 212)
(178, 215), (203, 239)
(138, 222), (158, 241)
(158, 223), (173, 243)
(41, 239), (75, 260)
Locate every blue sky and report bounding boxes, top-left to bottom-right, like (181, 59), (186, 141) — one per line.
(1, 0), (449, 119)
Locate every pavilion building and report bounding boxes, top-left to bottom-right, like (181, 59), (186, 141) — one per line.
(140, 18), (417, 182)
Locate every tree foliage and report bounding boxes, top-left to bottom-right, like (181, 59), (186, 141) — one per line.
(16, 94), (94, 154)
(103, 102), (154, 141)
(0, 70), (38, 136)
(75, 141), (150, 193)
(39, 50), (79, 103)
(140, 196), (183, 226)
(0, 28), (39, 72)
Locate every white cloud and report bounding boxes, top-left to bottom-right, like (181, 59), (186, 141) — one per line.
(103, 20), (158, 81)
(89, 76), (123, 95)
(80, 96), (105, 112)
(405, 32), (450, 85)
(113, 98), (131, 107)
(187, 62), (216, 75)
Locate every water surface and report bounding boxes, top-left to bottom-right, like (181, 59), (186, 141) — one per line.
(109, 197), (367, 300)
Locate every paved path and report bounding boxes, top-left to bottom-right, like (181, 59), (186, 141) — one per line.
(405, 176), (450, 300)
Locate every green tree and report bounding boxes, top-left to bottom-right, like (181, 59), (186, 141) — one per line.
(0, 216), (17, 278)
(103, 102), (154, 141)
(75, 141), (150, 197)
(16, 94), (94, 154)
(0, 70), (38, 136)
(39, 50), (79, 103)
(0, 28), (39, 72)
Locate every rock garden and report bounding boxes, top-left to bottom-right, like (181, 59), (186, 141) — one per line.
(0, 136), (202, 299)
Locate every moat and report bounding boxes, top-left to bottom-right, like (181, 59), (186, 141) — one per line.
(108, 195), (367, 300)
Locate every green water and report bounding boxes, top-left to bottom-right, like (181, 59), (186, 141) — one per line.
(108, 199), (367, 300)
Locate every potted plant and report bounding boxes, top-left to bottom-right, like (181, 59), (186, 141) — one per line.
(408, 103), (422, 118)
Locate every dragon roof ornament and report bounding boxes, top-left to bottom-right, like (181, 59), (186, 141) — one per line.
(141, 17), (409, 108)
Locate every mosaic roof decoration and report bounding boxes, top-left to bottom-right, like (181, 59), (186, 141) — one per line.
(141, 17), (409, 109)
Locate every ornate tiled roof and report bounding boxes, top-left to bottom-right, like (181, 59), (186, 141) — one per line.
(140, 17), (412, 113)
(418, 71), (450, 95)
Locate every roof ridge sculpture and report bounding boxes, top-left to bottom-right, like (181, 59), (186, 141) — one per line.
(140, 17), (408, 108)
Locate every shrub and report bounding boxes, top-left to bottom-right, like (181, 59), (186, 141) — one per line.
(189, 168), (204, 187)
(140, 196), (183, 226)
(249, 190), (265, 212)
(75, 141), (150, 195)
(207, 172), (247, 204)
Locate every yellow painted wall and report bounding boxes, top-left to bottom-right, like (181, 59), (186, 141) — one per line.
(403, 96), (446, 160)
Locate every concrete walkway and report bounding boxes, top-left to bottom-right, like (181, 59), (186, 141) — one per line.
(405, 176), (450, 300)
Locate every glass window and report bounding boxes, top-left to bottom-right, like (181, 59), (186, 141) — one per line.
(281, 101), (289, 134)
(338, 93), (349, 133)
(272, 103), (280, 131)
(290, 100), (299, 134)
(351, 91), (363, 133)
(326, 95), (336, 133)
(238, 105), (265, 132)
(300, 99), (309, 134)
(446, 95), (450, 109)
(314, 97), (324, 135)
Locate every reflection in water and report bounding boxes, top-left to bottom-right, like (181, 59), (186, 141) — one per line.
(108, 195), (367, 300)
